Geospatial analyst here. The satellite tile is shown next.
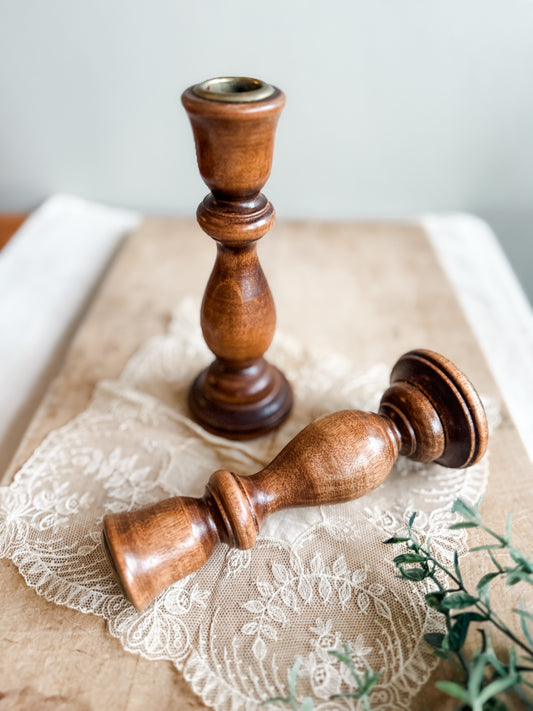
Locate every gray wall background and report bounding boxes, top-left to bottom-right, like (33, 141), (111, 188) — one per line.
(1, 1), (532, 302)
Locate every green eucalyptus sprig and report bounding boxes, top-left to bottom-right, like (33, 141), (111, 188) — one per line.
(262, 646), (381, 710)
(328, 644), (382, 711)
(262, 657), (314, 711)
(385, 498), (533, 710)
(264, 498), (533, 710)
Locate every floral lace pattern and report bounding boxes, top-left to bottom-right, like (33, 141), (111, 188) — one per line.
(0, 299), (498, 710)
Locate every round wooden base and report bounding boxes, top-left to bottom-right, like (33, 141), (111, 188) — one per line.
(188, 358), (293, 440)
(388, 349), (488, 469)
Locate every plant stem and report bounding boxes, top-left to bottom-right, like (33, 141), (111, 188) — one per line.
(418, 541), (533, 659)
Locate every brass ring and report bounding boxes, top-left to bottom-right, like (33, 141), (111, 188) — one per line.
(192, 76), (276, 103)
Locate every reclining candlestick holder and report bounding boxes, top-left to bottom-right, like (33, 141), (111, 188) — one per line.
(181, 77), (293, 439)
(103, 349), (488, 610)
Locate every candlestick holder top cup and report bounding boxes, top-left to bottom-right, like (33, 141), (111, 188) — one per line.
(103, 349), (489, 611)
(181, 77), (293, 439)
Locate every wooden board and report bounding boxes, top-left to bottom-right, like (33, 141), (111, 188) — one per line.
(1, 218), (531, 710)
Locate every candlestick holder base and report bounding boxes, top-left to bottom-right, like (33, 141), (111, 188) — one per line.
(189, 358), (293, 439)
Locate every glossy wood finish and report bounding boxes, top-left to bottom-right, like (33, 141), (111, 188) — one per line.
(103, 348), (488, 610)
(181, 78), (293, 439)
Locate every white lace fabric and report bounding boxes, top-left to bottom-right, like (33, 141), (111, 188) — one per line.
(0, 299), (498, 710)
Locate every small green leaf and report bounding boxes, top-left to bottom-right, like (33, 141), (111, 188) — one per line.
(477, 572), (500, 594)
(288, 657), (301, 696)
(486, 649), (507, 677)
(424, 632), (445, 649)
(449, 522), (479, 530)
(260, 697), (288, 706)
(393, 553), (427, 565)
(513, 605), (533, 622)
(466, 649), (488, 695)
(488, 549), (505, 572)
(358, 669), (382, 695)
(400, 567), (428, 581)
(508, 548), (533, 574)
(508, 645), (518, 673)
(440, 592), (478, 610)
(506, 570), (532, 586)
(451, 612), (486, 623)
(478, 628), (488, 653)
(515, 600), (533, 651)
(453, 550), (463, 585)
(328, 649), (350, 665)
(300, 698), (314, 711)
(452, 498), (480, 522)
(449, 614), (471, 651)
(478, 674), (519, 704)
(425, 592), (446, 610)
(469, 544), (502, 552)
(435, 680), (471, 703)
(408, 511), (417, 531)
(383, 536), (410, 544)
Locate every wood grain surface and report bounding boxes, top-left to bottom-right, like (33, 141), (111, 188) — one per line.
(104, 348), (489, 610)
(183, 83), (293, 438)
(1, 218), (532, 710)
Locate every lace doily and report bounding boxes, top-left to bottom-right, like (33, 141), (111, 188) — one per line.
(0, 299), (499, 710)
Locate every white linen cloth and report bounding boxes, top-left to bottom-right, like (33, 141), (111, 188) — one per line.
(424, 213), (533, 461)
(0, 195), (140, 472)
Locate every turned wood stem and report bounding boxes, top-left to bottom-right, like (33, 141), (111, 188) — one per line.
(103, 349), (489, 610)
(182, 77), (293, 439)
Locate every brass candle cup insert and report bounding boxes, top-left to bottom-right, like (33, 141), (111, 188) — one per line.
(192, 76), (276, 103)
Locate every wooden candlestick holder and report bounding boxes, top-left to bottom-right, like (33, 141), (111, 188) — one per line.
(181, 77), (293, 439)
(103, 349), (488, 610)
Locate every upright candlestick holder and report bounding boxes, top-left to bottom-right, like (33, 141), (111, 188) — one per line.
(182, 77), (293, 439)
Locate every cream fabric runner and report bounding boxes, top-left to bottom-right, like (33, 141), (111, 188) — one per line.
(0, 299), (498, 710)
